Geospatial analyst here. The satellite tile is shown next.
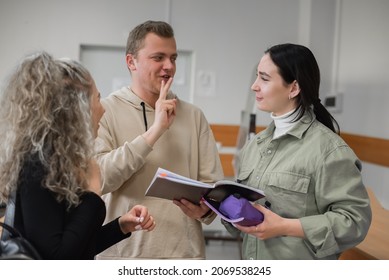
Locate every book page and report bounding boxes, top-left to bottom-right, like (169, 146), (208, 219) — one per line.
(156, 168), (211, 188)
(145, 168), (213, 204)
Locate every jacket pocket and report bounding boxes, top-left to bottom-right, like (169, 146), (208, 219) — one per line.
(236, 168), (254, 186)
(262, 172), (310, 218)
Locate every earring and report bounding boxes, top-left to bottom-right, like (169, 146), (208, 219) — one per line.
(288, 95), (292, 100)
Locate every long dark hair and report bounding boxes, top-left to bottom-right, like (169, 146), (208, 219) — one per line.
(265, 43), (339, 134)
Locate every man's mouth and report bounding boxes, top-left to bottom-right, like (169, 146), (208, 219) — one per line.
(161, 75), (171, 81)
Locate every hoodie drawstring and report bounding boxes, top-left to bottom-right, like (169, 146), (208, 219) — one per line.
(140, 102), (148, 132)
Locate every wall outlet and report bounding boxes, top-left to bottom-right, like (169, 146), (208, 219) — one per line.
(324, 93), (342, 113)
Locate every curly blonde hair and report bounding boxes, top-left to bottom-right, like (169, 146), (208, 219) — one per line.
(0, 52), (95, 207)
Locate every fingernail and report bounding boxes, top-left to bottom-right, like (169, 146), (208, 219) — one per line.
(135, 225), (142, 231)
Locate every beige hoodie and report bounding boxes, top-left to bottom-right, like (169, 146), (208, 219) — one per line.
(95, 87), (223, 259)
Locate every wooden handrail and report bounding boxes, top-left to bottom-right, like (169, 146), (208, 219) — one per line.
(341, 132), (389, 167)
(210, 124), (389, 172)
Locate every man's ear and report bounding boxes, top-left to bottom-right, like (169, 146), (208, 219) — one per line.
(289, 80), (301, 99)
(126, 54), (136, 71)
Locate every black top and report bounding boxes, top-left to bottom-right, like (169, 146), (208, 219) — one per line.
(14, 155), (131, 259)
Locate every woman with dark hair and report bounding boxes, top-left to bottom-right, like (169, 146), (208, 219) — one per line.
(223, 43), (371, 259)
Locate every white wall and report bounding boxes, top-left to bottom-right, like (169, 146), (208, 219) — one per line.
(336, 0), (389, 139)
(0, 0), (388, 208)
(0, 0), (332, 125)
(334, 0), (389, 208)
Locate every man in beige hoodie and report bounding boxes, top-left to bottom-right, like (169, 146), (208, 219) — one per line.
(95, 20), (223, 259)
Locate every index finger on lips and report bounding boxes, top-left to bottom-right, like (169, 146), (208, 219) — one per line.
(159, 77), (173, 101)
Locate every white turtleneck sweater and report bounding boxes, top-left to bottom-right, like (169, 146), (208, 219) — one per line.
(271, 108), (300, 139)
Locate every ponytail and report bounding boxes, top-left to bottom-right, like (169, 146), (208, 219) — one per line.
(312, 99), (340, 134)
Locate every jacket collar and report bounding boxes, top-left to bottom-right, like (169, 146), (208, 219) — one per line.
(256, 110), (316, 143)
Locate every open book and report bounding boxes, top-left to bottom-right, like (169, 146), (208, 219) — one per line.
(145, 168), (265, 226)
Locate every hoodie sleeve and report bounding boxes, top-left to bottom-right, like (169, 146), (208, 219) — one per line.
(95, 101), (153, 195)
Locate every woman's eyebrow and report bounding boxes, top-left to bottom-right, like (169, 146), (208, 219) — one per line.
(259, 71), (271, 78)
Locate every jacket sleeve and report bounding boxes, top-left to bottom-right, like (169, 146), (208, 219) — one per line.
(20, 175), (107, 259)
(96, 217), (131, 254)
(95, 113), (152, 195)
(300, 145), (372, 258)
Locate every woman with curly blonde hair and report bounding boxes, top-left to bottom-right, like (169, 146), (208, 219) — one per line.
(0, 51), (155, 259)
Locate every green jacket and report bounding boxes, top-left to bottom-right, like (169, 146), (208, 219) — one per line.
(224, 112), (371, 259)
